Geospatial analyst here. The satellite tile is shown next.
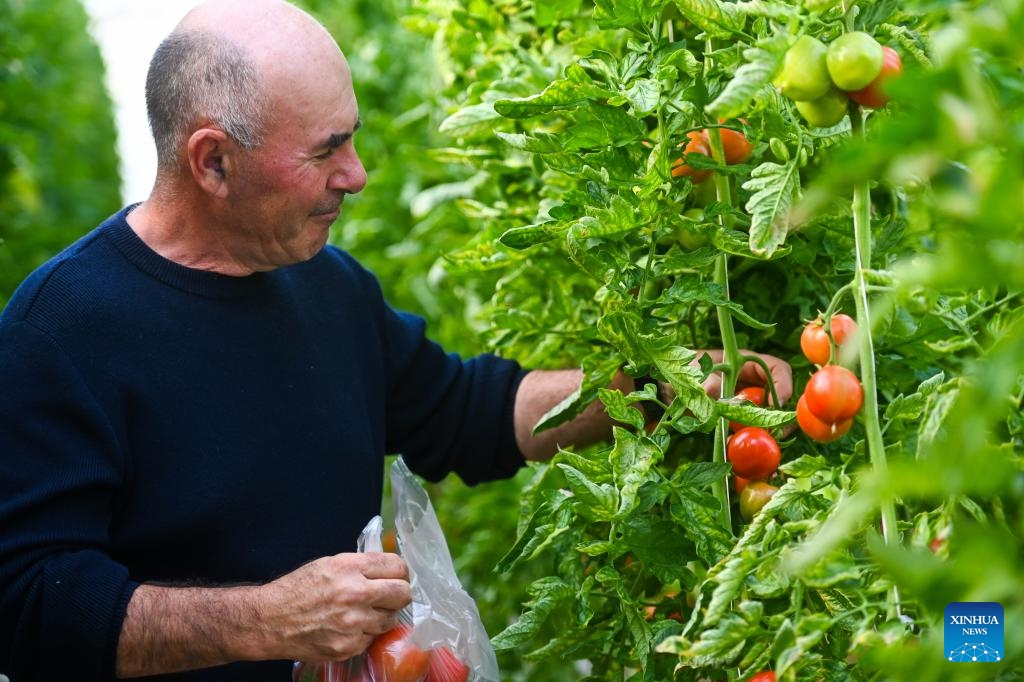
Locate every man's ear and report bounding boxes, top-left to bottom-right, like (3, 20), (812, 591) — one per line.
(187, 127), (233, 197)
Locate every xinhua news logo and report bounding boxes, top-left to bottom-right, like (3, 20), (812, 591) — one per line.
(945, 602), (1004, 663)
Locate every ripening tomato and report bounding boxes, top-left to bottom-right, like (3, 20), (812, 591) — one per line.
(796, 394), (853, 442)
(748, 672), (777, 682)
(716, 119), (754, 164)
(847, 46), (903, 108)
(426, 645), (470, 682)
(729, 386), (767, 432)
(739, 481), (779, 522)
(367, 624), (431, 682)
(671, 131), (712, 183)
(773, 35), (832, 101)
(804, 365), (864, 424)
(733, 475), (750, 493)
(800, 313), (858, 366)
(795, 87), (849, 128)
(826, 31), (884, 91)
(727, 427), (781, 480)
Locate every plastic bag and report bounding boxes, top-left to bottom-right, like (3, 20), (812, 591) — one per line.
(292, 457), (500, 682)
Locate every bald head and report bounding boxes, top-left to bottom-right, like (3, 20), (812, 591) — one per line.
(146, 0), (348, 170)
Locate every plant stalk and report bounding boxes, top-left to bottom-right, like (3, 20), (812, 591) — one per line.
(849, 107), (902, 620)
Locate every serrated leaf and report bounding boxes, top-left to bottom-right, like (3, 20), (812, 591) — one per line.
(672, 0), (745, 38)
(496, 130), (565, 154)
(494, 64), (617, 119)
(601, 388), (647, 430)
(742, 159), (802, 257)
(492, 577), (576, 649)
(592, 0), (663, 28)
(706, 42), (786, 119)
(499, 220), (569, 250)
(558, 463), (619, 520)
(439, 101), (502, 134)
(610, 427), (662, 517)
(716, 400), (795, 429)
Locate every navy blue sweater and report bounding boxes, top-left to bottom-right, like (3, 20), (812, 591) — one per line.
(0, 207), (526, 681)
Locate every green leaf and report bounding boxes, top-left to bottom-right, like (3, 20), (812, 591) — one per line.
(438, 101), (502, 134)
(592, 0), (664, 29)
(610, 427), (662, 517)
(600, 388), (647, 430)
(558, 463), (620, 520)
(494, 64), (617, 119)
(706, 41), (786, 120)
(742, 159), (802, 257)
(492, 577), (576, 649)
(672, 0), (746, 38)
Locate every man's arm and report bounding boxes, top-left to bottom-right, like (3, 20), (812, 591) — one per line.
(116, 552), (410, 677)
(513, 351), (793, 462)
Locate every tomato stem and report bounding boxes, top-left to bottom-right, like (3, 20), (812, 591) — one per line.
(849, 106), (902, 620)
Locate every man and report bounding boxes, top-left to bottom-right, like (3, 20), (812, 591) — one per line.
(0, 1), (792, 680)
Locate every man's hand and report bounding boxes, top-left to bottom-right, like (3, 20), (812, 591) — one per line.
(117, 552), (411, 677)
(694, 350), (794, 405)
(257, 552), (411, 662)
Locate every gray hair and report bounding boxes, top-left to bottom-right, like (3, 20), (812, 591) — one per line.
(145, 30), (266, 169)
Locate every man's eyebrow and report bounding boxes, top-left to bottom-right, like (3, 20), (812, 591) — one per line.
(320, 118), (362, 149)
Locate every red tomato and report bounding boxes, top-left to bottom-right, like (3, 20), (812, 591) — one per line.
(796, 394), (852, 442)
(733, 475), (750, 493)
(729, 385), (767, 432)
(800, 313), (858, 366)
(726, 427), (781, 480)
(367, 624), (431, 682)
(804, 365), (864, 424)
(748, 672), (777, 682)
(426, 645), (470, 682)
(717, 119), (753, 164)
(848, 46), (903, 108)
(671, 131), (712, 183)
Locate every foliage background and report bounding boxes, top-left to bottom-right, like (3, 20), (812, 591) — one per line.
(0, 0), (121, 307)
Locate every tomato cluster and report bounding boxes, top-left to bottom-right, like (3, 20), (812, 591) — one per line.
(726, 422), (781, 522)
(294, 625), (470, 682)
(773, 32), (903, 127)
(672, 119), (753, 182)
(796, 314), (865, 442)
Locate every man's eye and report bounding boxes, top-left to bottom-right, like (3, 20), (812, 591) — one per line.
(316, 148), (336, 160)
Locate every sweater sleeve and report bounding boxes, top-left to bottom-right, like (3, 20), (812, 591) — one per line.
(347, 261), (527, 485)
(0, 320), (138, 680)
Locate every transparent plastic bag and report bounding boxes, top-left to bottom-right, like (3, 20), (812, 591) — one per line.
(292, 458), (499, 682)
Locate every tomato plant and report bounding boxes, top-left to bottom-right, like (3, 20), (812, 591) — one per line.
(800, 313), (858, 366)
(366, 624), (431, 682)
(747, 672), (777, 682)
(739, 481), (779, 522)
(773, 35), (831, 101)
(804, 365), (864, 424)
(826, 31), (884, 91)
(727, 427), (782, 480)
(671, 131), (712, 183)
(308, 0), (1024, 680)
(794, 87), (850, 128)
(796, 394), (852, 442)
(848, 46), (903, 108)
(717, 119), (754, 165)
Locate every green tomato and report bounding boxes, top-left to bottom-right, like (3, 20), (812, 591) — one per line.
(826, 32), (884, 91)
(795, 87), (849, 128)
(773, 35), (832, 101)
(739, 481), (778, 522)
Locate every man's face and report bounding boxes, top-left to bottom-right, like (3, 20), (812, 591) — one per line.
(227, 55), (367, 270)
